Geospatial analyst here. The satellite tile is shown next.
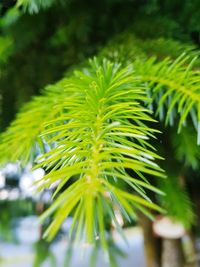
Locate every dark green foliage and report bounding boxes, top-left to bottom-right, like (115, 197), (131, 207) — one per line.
(33, 239), (56, 267)
(172, 126), (200, 170)
(0, 199), (35, 241)
(158, 175), (194, 229)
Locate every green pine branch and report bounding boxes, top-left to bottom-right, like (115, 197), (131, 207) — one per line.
(0, 58), (165, 244)
(135, 54), (200, 143)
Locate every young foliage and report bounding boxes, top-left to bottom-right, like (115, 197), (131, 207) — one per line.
(1, 15), (200, 241)
(40, 63), (165, 241)
(0, 59), (165, 244)
(0, 80), (67, 164)
(0, 1), (200, 265)
(1, 50), (200, 243)
(135, 54), (200, 143)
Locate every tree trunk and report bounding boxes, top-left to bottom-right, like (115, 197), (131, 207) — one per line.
(161, 239), (184, 267)
(138, 213), (161, 267)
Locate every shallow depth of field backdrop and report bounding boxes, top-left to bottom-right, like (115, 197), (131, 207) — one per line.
(0, 1), (200, 267)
